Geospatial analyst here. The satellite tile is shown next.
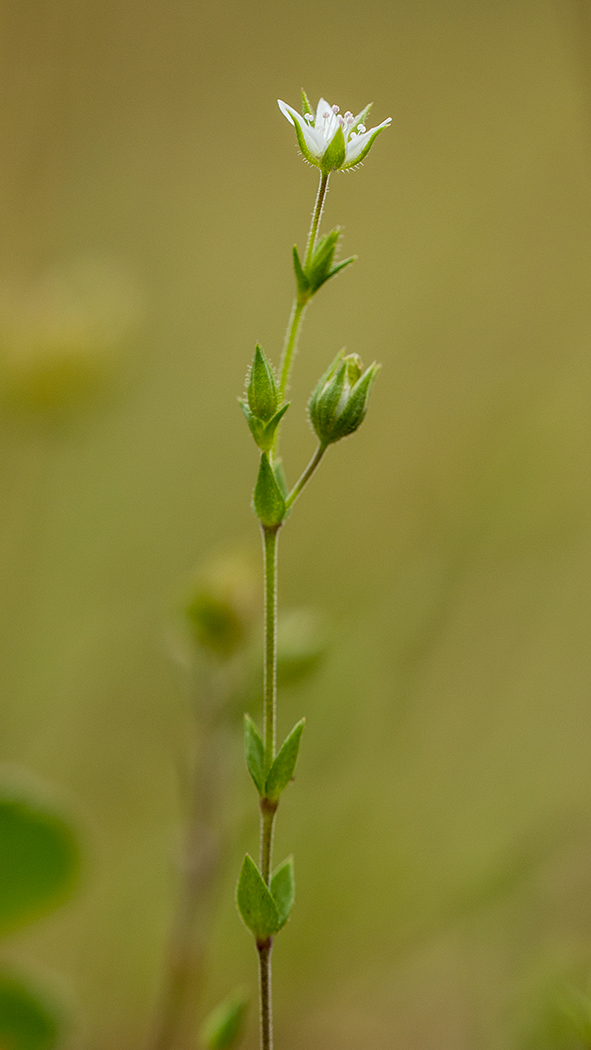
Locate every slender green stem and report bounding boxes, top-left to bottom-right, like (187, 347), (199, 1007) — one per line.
(278, 299), (306, 403)
(286, 444), (327, 509)
(257, 940), (273, 1050)
(305, 170), (330, 268)
(277, 171), (330, 404)
(258, 525), (280, 1050)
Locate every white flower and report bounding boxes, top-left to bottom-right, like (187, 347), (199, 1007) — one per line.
(277, 93), (391, 173)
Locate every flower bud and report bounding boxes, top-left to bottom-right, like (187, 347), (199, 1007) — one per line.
(240, 345), (290, 451)
(247, 345), (278, 422)
(184, 552), (259, 659)
(308, 351), (380, 446)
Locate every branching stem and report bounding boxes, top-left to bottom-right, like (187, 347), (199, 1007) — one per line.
(286, 444), (327, 509)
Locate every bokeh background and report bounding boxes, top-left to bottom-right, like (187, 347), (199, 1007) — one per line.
(4, 0), (591, 1047)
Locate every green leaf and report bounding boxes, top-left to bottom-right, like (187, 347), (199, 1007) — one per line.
(264, 719), (305, 800)
(259, 402), (289, 451)
(236, 855), (280, 941)
(270, 857), (295, 930)
(292, 245), (310, 301)
(320, 125), (346, 172)
(326, 256), (357, 282)
(342, 124), (388, 170)
(0, 789), (79, 935)
(253, 453), (286, 528)
(0, 971), (61, 1050)
(199, 986), (249, 1050)
(244, 715), (265, 795)
(301, 89), (313, 117)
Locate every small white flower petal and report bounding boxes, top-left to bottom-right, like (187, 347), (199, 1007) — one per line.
(315, 97), (331, 126)
(344, 118), (391, 164)
(278, 100), (325, 158)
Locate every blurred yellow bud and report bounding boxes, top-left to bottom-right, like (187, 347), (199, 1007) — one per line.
(276, 608), (328, 687)
(0, 256), (143, 418)
(184, 551), (260, 659)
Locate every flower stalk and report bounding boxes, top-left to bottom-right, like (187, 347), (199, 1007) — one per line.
(236, 91), (388, 1050)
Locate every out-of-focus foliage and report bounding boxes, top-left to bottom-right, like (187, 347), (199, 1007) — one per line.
(199, 987), (249, 1050)
(0, 971), (61, 1050)
(0, 789), (79, 936)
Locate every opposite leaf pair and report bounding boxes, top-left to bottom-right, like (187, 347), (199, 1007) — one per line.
(240, 346), (289, 453)
(292, 227), (356, 306)
(244, 716), (304, 801)
(237, 855), (295, 944)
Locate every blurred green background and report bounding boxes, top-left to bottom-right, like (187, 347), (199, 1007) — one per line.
(4, 0), (591, 1047)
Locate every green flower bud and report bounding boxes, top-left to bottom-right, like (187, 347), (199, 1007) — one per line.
(308, 351), (380, 446)
(239, 345), (290, 451)
(247, 345), (278, 422)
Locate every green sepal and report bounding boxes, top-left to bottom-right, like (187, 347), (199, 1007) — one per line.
(292, 245), (311, 302)
(321, 124), (346, 172)
(265, 718), (305, 800)
(351, 103), (373, 133)
(270, 857), (295, 930)
(236, 854), (280, 941)
(342, 125), (388, 170)
(199, 987), (249, 1050)
(253, 453), (286, 528)
(247, 345), (278, 423)
(335, 362), (380, 437)
(291, 116), (318, 168)
(301, 89), (313, 117)
(244, 715), (265, 795)
(240, 401), (289, 452)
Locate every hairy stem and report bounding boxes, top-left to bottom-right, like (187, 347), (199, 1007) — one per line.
(278, 171), (330, 403)
(286, 444), (327, 509)
(258, 526), (280, 1050)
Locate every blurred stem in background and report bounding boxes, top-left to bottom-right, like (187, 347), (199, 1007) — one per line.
(150, 553), (328, 1050)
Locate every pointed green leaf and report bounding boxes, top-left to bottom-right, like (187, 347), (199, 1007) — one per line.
(239, 399), (265, 445)
(0, 972), (61, 1050)
(244, 715), (265, 795)
(292, 245), (310, 301)
(253, 453), (286, 528)
(265, 718), (305, 800)
(321, 125), (346, 172)
(301, 89), (313, 117)
(259, 402), (290, 452)
(199, 986), (249, 1050)
(270, 857), (295, 930)
(327, 256), (357, 282)
(236, 855), (280, 941)
(0, 789), (79, 935)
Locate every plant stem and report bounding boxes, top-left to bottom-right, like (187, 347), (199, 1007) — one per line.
(285, 444), (327, 509)
(278, 171), (330, 403)
(258, 525), (280, 1050)
(305, 170), (330, 268)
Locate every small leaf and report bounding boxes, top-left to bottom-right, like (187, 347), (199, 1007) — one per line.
(259, 403), (290, 452)
(236, 855), (280, 941)
(292, 245), (310, 301)
(270, 857), (295, 930)
(0, 789), (79, 935)
(264, 719), (305, 800)
(0, 971), (61, 1050)
(199, 986), (249, 1050)
(244, 715), (265, 795)
(253, 453), (286, 529)
(327, 256), (357, 282)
